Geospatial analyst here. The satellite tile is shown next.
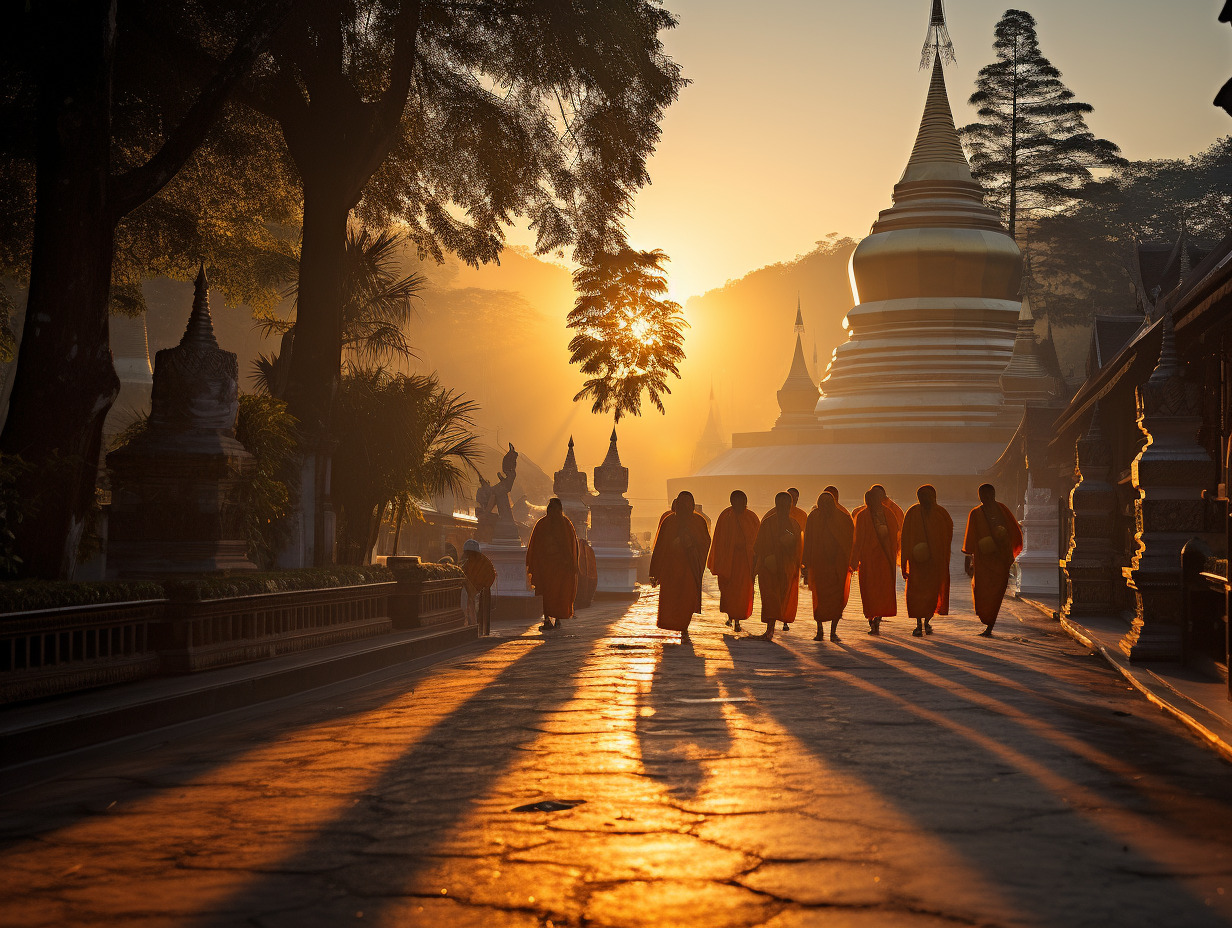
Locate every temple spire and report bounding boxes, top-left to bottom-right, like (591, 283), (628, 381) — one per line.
(921, 0), (956, 70)
(182, 263), (219, 350)
(901, 53), (971, 185)
(794, 293), (804, 333)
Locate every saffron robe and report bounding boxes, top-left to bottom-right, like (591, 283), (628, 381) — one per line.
(803, 505), (855, 623)
(462, 550), (496, 593)
(575, 539), (599, 608)
(753, 511), (804, 623)
(900, 503), (954, 619)
(850, 501), (903, 618)
(526, 514), (579, 620)
(762, 505), (808, 622)
(708, 506), (761, 621)
(962, 502), (1024, 625)
(649, 511), (712, 631)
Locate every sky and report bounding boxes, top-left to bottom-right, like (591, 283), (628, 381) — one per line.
(602, 0), (1231, 302)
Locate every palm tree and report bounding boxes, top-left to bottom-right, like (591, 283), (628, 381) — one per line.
(253, 226), (422, 392)
(567, 248), (687, 422)
(331, 370), (481, 565)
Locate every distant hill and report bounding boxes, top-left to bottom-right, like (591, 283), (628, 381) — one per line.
(681, 236), (858, 441)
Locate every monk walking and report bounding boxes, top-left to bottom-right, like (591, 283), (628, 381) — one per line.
(764, 488), (808, 631)
(708, 490), (760, 633)
(461, 539), (497, 634)
(963, 484), (1023, 637)
(824, 485), (850, 516)
(753, 492), (804, 641)
(850, 486), (902, 635)
(900, 485), (953, 638)
(803, 492), (855, 642)
(649, 491), (712, 640)
(526, 498), (579, 631)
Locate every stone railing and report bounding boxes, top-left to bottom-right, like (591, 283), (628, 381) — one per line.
(156, 582), (397, 673)
(386, 556), (467, 629)
(0, 570), (471, 704)
(0, 600), (164, 704)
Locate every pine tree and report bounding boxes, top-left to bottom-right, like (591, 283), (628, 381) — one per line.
(960, 9), (1124, 237)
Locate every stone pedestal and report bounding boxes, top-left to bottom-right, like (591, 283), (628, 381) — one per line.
(1017, 476), (1060, 602)
(1120, 313), (1215, 662)
(1063, 406), (1119, 619)
(482, 540), (542, 620)
(107, 267), (255, 578)
(589, 429), (638, 598)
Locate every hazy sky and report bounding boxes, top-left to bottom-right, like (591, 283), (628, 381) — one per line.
(603, 0), (1231, 301)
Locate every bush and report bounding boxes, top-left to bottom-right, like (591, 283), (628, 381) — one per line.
(387, 559), (465, 582)
(0, 566), (394, 613)
(0, 580), (165, 613)
(160, 565), (394, 601)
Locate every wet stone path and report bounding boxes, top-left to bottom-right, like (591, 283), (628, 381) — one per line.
(4, 584), (1232, 927)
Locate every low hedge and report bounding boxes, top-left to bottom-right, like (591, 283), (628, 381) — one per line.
(0, 565), (395, 614)
(0, 580), (165, 614)
(388, 559), (466, 582)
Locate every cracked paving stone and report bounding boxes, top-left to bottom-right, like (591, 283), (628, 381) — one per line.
(695, 811), (887, 861)
(584, 879), (778, 927)
(739, 859), (898, 906)
(510, 831), (754, 881)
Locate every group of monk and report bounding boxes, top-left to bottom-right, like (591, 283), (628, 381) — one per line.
(648, 484), (1023, 643)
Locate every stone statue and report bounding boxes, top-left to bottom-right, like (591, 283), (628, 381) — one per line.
(476, 443), (519, 543)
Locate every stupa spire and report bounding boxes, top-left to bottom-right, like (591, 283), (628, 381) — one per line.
(902, 54), (971, 185)
(794, 293), (804, 333)
(182, 263), (219, 350)
(920, 0), (956, 69)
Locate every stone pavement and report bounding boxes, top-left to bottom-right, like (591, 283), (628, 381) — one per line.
(4, 583), (1232, 928)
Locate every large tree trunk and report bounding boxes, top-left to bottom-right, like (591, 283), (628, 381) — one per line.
(0, 0), (119, 579)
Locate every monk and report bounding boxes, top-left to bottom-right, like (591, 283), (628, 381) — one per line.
(753, 491), (805, 641)
(575, 538), (599, 608)
(461, 538), (497, 634)
(708, 490), (760, 633)
(900, 485), (953, 638)
(526, 498), (580, 631)
(850, 486), (903, 635)
(824, 485), (851, 517)
(802, 492), (855, 642)
(764, 488), (808, 631)
(963, 483), (1024, 637)
(649, 491), (712, 639)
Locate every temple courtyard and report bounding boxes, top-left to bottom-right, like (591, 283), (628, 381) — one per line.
(4, 587), (1232, 928)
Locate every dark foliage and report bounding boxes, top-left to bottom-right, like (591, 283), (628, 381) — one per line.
(960, 9), (1124, 236)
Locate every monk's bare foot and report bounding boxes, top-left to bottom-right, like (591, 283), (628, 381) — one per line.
(539, 620), (551, 631)
(868, 617), (881, 636)
(733, 620), (742, 633)
(830, 633), (842, 643)
(724, 617), (733, 627)
(978, 626), (994, 638)
(781, 623), (790, 633)
(813, 631), (825, 642)
(924, 620), (933, 635)
(759, 631), (774, 641)
(912, 626), (923, 637)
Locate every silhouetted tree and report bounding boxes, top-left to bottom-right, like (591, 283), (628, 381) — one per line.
(960, 9), (1123, 237)
(255, 226), (424, 393)
(0, 0), (292, 578)
(568, 248), (687, 422)
(331, 371), (480, 565)
(174, 0), (684, 563)
(1032, 137), (1232, 324)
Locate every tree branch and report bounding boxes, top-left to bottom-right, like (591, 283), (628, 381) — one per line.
(107, 0), (295, 221)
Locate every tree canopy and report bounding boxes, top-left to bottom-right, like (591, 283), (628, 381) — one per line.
(568, 248), (687, 422)
(1031, 137), (1232, 324)
(960, 8), (1123, 237)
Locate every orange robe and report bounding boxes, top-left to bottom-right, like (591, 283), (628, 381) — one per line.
(649, 511), (712, 631)
(753, 511), (804, 623)
(763, 505), (808, 621)
(462, 550), (496, 592)
(575, 539), (598, 608)
(962, 503), (1024, 625)
(803, 506), (855, 623)
(708, 507), (760, 620)
(900, 503), (954, 619)
(525, 515), (579, 620)
(850, 501), (902, 618)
